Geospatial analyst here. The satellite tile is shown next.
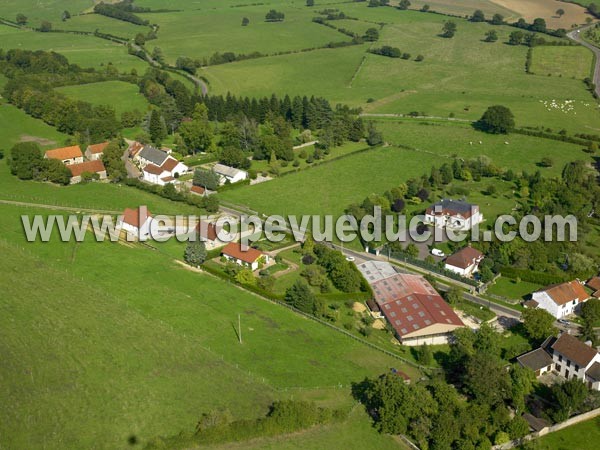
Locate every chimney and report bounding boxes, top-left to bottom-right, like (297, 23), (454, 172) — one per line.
(585, 340), (593, 347)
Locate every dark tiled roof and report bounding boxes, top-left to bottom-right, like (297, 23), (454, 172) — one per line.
(586, 362), (600, 381)
(139, 146), (169, 166)
(426, 199), (477, 219)
(551, 333), (598, 367)
(517, 348), (554, 371)
(445, 246), (484, 269)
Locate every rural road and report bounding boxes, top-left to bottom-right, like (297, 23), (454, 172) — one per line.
(568, 25), (600, 97)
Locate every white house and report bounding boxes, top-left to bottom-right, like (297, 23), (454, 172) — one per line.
(531, 281), (590, 319)
(68, 160), (107, 184)
(550, 333), (600, 390)
(425, 199), (483, 230)
(44, 145), (84, 166)
(135, 145), (169, 169)
(118, 206), (153, 240)
(141, 156), (188, 186)
(444, 246), (484, 277)
(84, 142), (109, 161)
(142, 164), (175, 186)
(160, 156), (188, 178)
(213, 163), (247, 185)
(221, 242), (269, 271)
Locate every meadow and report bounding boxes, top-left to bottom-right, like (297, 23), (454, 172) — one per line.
(528, 415), (600, 449)
(137, 5), (350, 65)
(203, 8), (599, 134)
(0, 203), (410, 449)
(0, 0), (95, 23)
(56, 80), (150, 116)
(530, 45), (595, 78)
(0, 24), (147, 73)
(220, 145), (433, 218)
(220, 119), (589, 218)
(0, 102), (69, 149)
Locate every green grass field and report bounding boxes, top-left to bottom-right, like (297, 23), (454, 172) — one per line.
(58, 12), (149, 38)
(0, 203), (410, 449)
(0, 0), (95, 22)
(528, 416), (600, 449)
(487, 277), (543, 300)
(138, 5), (350, 65)
(0, 24), (147, 73)
(203, 8), (599, 134)
(531, 46), (595, 79)
(220, 118), (590, 219)
(374, 119), (591, 177)
(221, 145), (432, 217)
(56, 80), (150, 116)
(0, 103), (69, 149)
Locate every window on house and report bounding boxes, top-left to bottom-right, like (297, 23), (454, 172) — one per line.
(558, 355), (562, 362)
(556, 364), (561, 372)
(567, 360), (571, 368)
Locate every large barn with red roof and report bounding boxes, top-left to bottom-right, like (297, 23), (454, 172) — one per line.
(358, 261), (464, 345)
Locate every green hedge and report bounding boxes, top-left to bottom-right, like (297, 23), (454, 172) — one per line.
(499, 266), (569, 285)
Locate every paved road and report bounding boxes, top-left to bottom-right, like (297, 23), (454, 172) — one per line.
(568, 25), (600, 97)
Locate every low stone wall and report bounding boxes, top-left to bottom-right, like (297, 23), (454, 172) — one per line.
(492, 407), (600, 449)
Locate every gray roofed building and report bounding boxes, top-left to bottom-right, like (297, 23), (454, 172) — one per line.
(138, 146), (169, 167)
(357, 261), (398, 283)
(586, 362), (600, 381)
(517, 348), (554, 375)
(212, 163), (248, 184)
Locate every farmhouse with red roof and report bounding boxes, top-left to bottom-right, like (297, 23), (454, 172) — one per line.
(221, 242), (269, 271)
(117, 206), (153, 240)
(531, 280), (590, 319)
(444, 246), (484, 277)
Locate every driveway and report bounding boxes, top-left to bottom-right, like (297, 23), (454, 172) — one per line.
(568, 25), (600, 97)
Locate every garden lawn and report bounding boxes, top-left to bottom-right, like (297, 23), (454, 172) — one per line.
(487, 277), (543, 300)
(56, 80), (150, 116)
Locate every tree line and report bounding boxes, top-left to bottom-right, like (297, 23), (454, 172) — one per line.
(93, 1), (150, 26)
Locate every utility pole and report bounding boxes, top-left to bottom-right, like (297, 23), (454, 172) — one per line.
(238, 313), (242, 344)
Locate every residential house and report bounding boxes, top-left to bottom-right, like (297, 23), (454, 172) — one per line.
(141, 155), (189, 186)
(44, 145), (84, 165)
(222, 242), (269, 271)
(519, 333), (600, 390)
(135, 145), (169, 169)
(68, 160), (107, 184)
(128, 141), (144, 159)
(160, 156), (188, 178)
(549, 333), (600, 390)
(531, 281), (590, 319)
(85, 142), (109, 161)
(118, 206), (153, 240)
(358, 262), (465, 346)
(142, 164), (176, 186)
(213, 163), (247, 185)
(444, 246), (484, 277)
(517, 347), (555, 377)
(425, 199), (483, 230)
